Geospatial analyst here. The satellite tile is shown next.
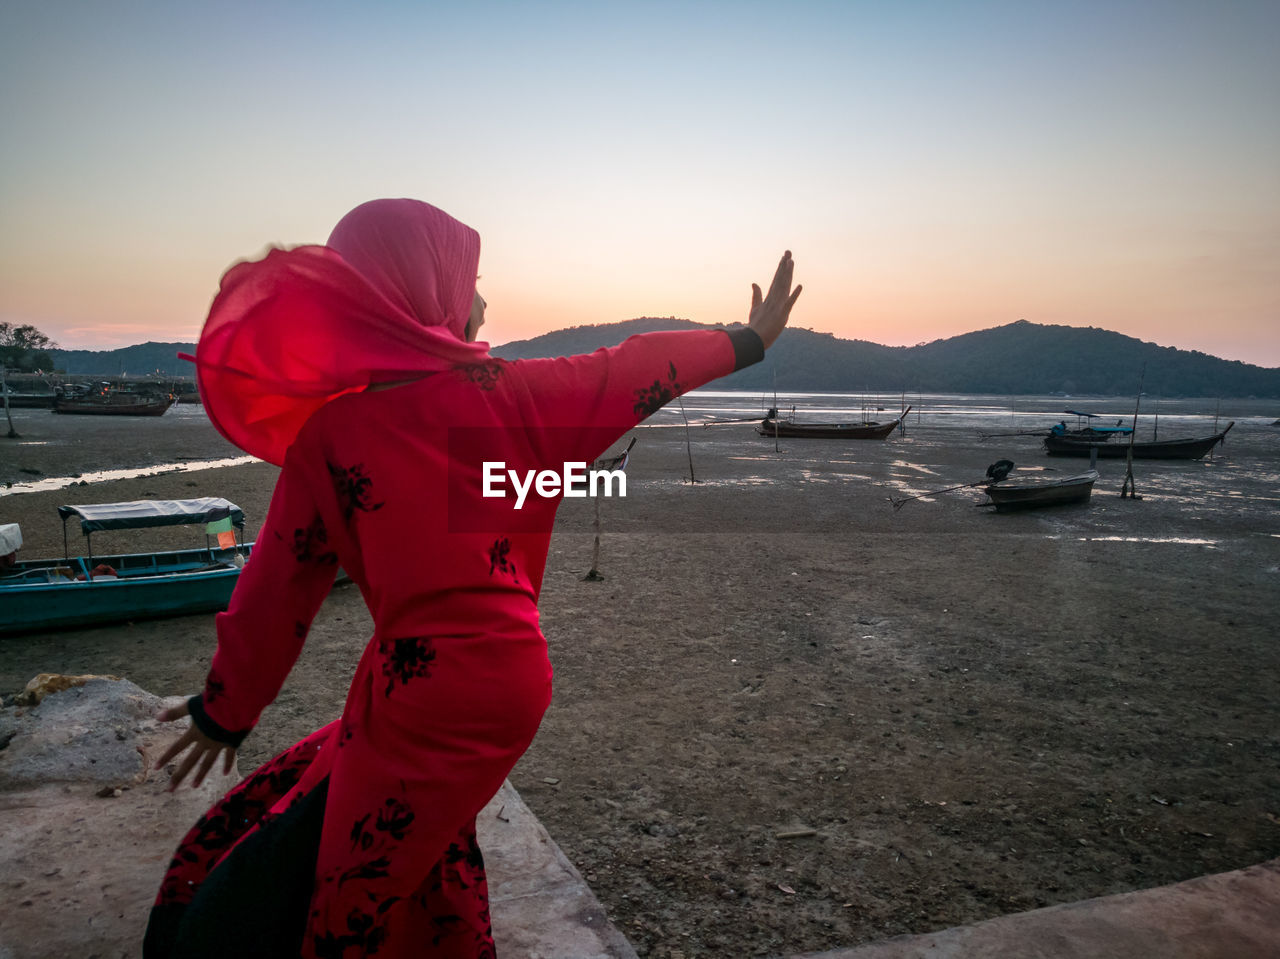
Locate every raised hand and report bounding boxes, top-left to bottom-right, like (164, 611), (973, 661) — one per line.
(747, 251), (802, 349)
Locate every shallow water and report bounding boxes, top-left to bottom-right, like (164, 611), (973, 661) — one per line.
(3, 393), (1277, 536)
(6, 456), (257, 495)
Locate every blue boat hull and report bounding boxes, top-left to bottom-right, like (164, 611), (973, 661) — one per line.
(0, 543), (253, 635)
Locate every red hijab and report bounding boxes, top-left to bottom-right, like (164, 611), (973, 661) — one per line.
(190, 199), (489, 465)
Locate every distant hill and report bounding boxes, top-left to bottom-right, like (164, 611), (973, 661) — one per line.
(49, 322), (1280, 397)
(492, 318), (1280, 397)
(51, 342), (195, 377)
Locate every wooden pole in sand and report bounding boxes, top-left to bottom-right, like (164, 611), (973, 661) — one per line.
(1121, 366), (1144, 500)
(582, 497), (605, 582)
(677, 396), (697, 484)
(582, 437), (636, 582)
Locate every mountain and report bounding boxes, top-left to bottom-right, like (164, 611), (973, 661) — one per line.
(50, 342), (196, 377)
(48, 322), (1280, 397)
(492, 319), (1280, 397)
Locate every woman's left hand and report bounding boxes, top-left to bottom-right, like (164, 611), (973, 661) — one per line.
(748, 251), (802, 350)
(153, 698), (238, 791)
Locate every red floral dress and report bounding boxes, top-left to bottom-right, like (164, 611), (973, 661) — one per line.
(145, 327), (762, 958)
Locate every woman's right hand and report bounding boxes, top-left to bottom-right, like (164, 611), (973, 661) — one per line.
(153, 698), (238, 791)
(748, 251), (802, 350)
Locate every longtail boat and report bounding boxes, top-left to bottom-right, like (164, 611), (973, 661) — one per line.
(758, 406), (911, 440)
(53, 384), (175, 416)
(980, 410), (1132, 441)
(1043, 423), (1233, 460)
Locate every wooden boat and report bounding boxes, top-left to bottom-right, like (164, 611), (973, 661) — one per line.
(53, 384), (175, 416)
(1043, 422), (1233, 460)
(758, 406), (911, 439)
(0, 498), (252, 635)
(981, 410), (1132, 441)
(983, 470), (1100, 512)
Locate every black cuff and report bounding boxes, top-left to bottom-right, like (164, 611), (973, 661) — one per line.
(726, 327), (765, 371)
(187, 694), (250, 748)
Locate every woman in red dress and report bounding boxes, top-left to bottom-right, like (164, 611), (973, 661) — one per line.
(145, 198), (799, 958)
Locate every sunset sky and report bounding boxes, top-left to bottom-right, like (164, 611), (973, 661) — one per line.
(2, 1), (1277, 367)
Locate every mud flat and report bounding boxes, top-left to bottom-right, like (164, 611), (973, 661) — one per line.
(2, 404), (1278, 957)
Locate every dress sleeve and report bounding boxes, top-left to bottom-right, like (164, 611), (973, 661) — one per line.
(191, 447), (339, 745)
(511, 326), (764, 463)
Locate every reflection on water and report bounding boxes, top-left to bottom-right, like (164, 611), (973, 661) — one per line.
(646, 476), (774, 489)
(891, 460), (942, 477)
(1079, 536), (1221, 547)
(798, 470), (877, 484)
(2, 456), (258, 496)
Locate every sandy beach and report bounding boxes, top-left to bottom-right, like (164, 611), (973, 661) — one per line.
(2, 400), (1278, 958)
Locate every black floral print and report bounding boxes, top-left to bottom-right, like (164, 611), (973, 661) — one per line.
(488, 537), (518, 582)
(350, 813), (375, 853)
(376, 798), (415, 841)
(379, 637), (437, 696)
(312, 903), (393, 958)
(349, 797), (415, 851)
(633, 360), (682, 418)
(339, 856), (392, 887)
(317, 796), (419, 955)
(282, 513), (339, 565)
(423, 828), (492, 951)
(443, 831), (486, 875)
(327, 460), (385, 522)
(336, 717), (355, 749)
(204, 668), (225, 704)
(455, 358), (505, 390)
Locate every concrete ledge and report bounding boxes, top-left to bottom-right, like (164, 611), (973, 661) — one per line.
(482, 782), (637, 959)
(788, 858), (1280, 959)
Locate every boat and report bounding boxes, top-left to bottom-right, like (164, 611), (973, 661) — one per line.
(0, 498), (252, 635)
(1043, 422), (1233, 460)
(983, 469), (1100, 512)
(53, 383), (175, 416)
(758, 406), (911, 439)
(980, 410), (1132, 441)
(1049, 410), (1133, 439)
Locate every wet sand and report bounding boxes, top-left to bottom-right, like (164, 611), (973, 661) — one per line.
(2, 403), (1278, 958)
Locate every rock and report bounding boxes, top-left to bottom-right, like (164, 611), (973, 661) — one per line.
(2, 677), (157, 789)
(0, 677), (238, 959)
(15, 673), (122, 707)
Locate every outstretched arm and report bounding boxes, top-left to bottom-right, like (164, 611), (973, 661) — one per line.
(510, 251), (801, 462)
(154, 449), (338, 789)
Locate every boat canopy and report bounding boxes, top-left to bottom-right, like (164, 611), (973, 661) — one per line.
(57, 498), (245, 534)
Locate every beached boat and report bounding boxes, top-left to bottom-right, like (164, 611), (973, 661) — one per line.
(983, 469), (1100, 512)
(1043, 423), (1233, 460)
(980, 410), (1132, 441)
(0, 498), (252, 635)
(758, 406), (911, 439)
(53, 384), (175, 416)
